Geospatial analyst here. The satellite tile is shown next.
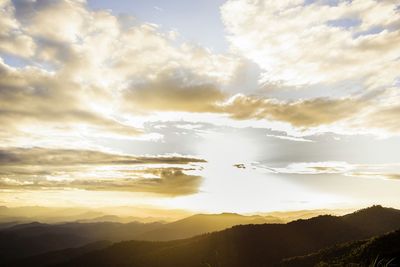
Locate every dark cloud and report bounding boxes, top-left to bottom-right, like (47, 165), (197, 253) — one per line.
(0, 147), (205, 166)
(233, 163), (246, 169)
(0, 167), (202, 196)
(0, 147), (205, 196)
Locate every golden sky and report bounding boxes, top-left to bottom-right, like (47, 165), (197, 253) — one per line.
(1, 0), (400, 216)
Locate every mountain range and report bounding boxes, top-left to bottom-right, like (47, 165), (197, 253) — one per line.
(0, 212), (279, 263)
(1, 205), (400, 266)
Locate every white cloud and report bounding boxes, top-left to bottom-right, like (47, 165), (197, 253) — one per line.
(264, 161), (354, 174)
(255, 161), (400, 181)
(221, 0), (400, 88)
(265, 134), (313, 142)
(0, 0), (240, 148)
(0, 0), (35, 57)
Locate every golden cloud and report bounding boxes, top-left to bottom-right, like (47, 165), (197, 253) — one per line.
(0, 167), (202, 196)
(0, 147), (205, 165)
(123, 72), (225, 113)
(219, 94), (367, 127)
(0, 147), (205, 196)
(365, 105), (400, 133)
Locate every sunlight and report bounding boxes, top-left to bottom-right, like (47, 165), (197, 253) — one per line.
(195, 130), (259, 165)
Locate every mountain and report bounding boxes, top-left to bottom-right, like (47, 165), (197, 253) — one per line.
(43, 205), (400, 267)
(280, 229), (400, 266)
(0, 221), (22, 229)
(76, 215), (146, 224)
(11, 241), (112, 267)
(0, 206), (192, 224)
(0, 206), (105, 223)
(136, 212), (282, 241)
(264, 208), (355, 223)
(0, 212), (278, 263)
(0, 221), (163, 262)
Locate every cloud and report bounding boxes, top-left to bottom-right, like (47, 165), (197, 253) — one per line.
(265, 134), (313, 143)
(1, 0), (396, 141)
(0, 0), (241, 147)
(0, 147), (205, 165)
(221, 0), (400, 88)
(123, 71), (226, 113)
(12, 0), (87, 43)
(0, 60), (142, 141)
(256, 161), (400, 181)
(348, 172), (400, 180)
(0, 147), (205, 196)
(261, 161), (354, 175)
(123, 88), (368, 129)
(365, 105), (400, 133)
(0, 167), (202, 196)
(0, 0), (35, 57)
(0, 0), (399, 167)
(233, 163), (246, 169)
(220, 94), (366, 127)
(5, 0), (237, 85)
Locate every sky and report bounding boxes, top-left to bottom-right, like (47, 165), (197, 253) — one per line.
(1, 0), (400, 217)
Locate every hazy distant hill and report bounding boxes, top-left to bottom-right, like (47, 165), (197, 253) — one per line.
(0, 206), (105, 223)
(136, 212), (283, 241)
(265, 208), (355, 223)
(76, 215), (149, 224)
(280, 229), (400, 266)
(43, 205), (400, 267)
(0, 206), (175, 224)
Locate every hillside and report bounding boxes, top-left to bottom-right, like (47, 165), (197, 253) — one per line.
(45, 205), (400, 267)
(280, 229), (400, 266)
(11, 241), (112, 267)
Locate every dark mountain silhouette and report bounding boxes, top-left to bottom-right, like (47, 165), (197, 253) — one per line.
(0, 221), (162, 262)
(11, 240), (112, 267)
(0, 212), (277, 263)
(33, 205), (400, 267)
(280, 229), (400, 266)
(0, 221), (22, 229)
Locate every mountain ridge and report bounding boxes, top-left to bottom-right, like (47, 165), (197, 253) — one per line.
(41, 205), (400, 267)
